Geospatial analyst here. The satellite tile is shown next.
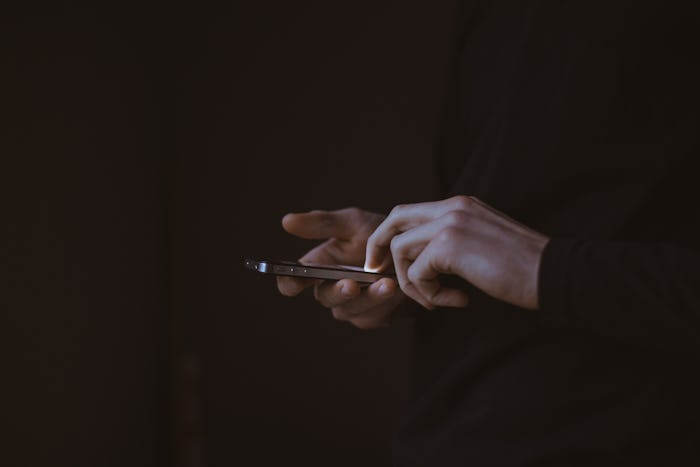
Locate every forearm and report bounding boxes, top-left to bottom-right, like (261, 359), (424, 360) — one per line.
(539, 238), (700, 357)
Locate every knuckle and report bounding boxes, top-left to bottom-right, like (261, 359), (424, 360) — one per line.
(419, 285), (437, 303)
(314, 285), (332, 307)
(331, 308), (350, 321)
(444, 209), (468, 226)
(279, 286), (296, 297)
(389, 234), (403, 255)
(437, 226), (462, 245)
(450, 195), (473, 211)
(406, 267), (420, 284)
(344, 206), (361, 218)
(276, 278), (292, 295)
(390, 204), (406, 217)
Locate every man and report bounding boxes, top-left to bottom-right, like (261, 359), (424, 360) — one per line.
(277, 1), (700, 465)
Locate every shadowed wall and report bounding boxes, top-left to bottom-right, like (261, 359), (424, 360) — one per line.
(2, 2), (454, 466)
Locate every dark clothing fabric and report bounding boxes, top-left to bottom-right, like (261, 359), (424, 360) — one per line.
(393, 2), (700, 465)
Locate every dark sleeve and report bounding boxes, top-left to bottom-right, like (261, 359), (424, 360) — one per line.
(433, 2), (479, 196)
(538, 238), (700, 357)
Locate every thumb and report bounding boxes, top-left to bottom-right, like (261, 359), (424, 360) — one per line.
(282, 209), (356, 240)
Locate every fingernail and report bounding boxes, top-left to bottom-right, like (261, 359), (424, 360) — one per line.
(340, 284), (353, 297)
(378, 282), (390, 296)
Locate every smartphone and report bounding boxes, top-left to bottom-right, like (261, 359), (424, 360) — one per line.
(244, 259), (395, 284)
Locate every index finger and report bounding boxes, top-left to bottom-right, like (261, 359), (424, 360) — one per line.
(363, 206), (419, 272)
(365, 198), (464, 271)
(282, 208), (359, 241)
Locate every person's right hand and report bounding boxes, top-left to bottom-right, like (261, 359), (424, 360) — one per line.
(277, 207), (406, 329)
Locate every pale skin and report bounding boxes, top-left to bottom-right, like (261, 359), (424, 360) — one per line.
(277, 196), (550, 329)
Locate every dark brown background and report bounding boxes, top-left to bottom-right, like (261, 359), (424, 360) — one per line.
(2, 2), (454, 466)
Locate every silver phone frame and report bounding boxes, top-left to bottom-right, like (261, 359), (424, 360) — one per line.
(244, 259), (394, 284)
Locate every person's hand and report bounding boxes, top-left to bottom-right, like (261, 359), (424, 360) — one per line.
(364, 196), (550, 310)
(277, 208), (406, 329)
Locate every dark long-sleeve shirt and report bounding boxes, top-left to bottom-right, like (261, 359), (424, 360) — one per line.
(393, 2), (700, 465)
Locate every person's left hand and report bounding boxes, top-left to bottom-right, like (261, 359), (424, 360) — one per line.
(364, 196), (550, 310)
